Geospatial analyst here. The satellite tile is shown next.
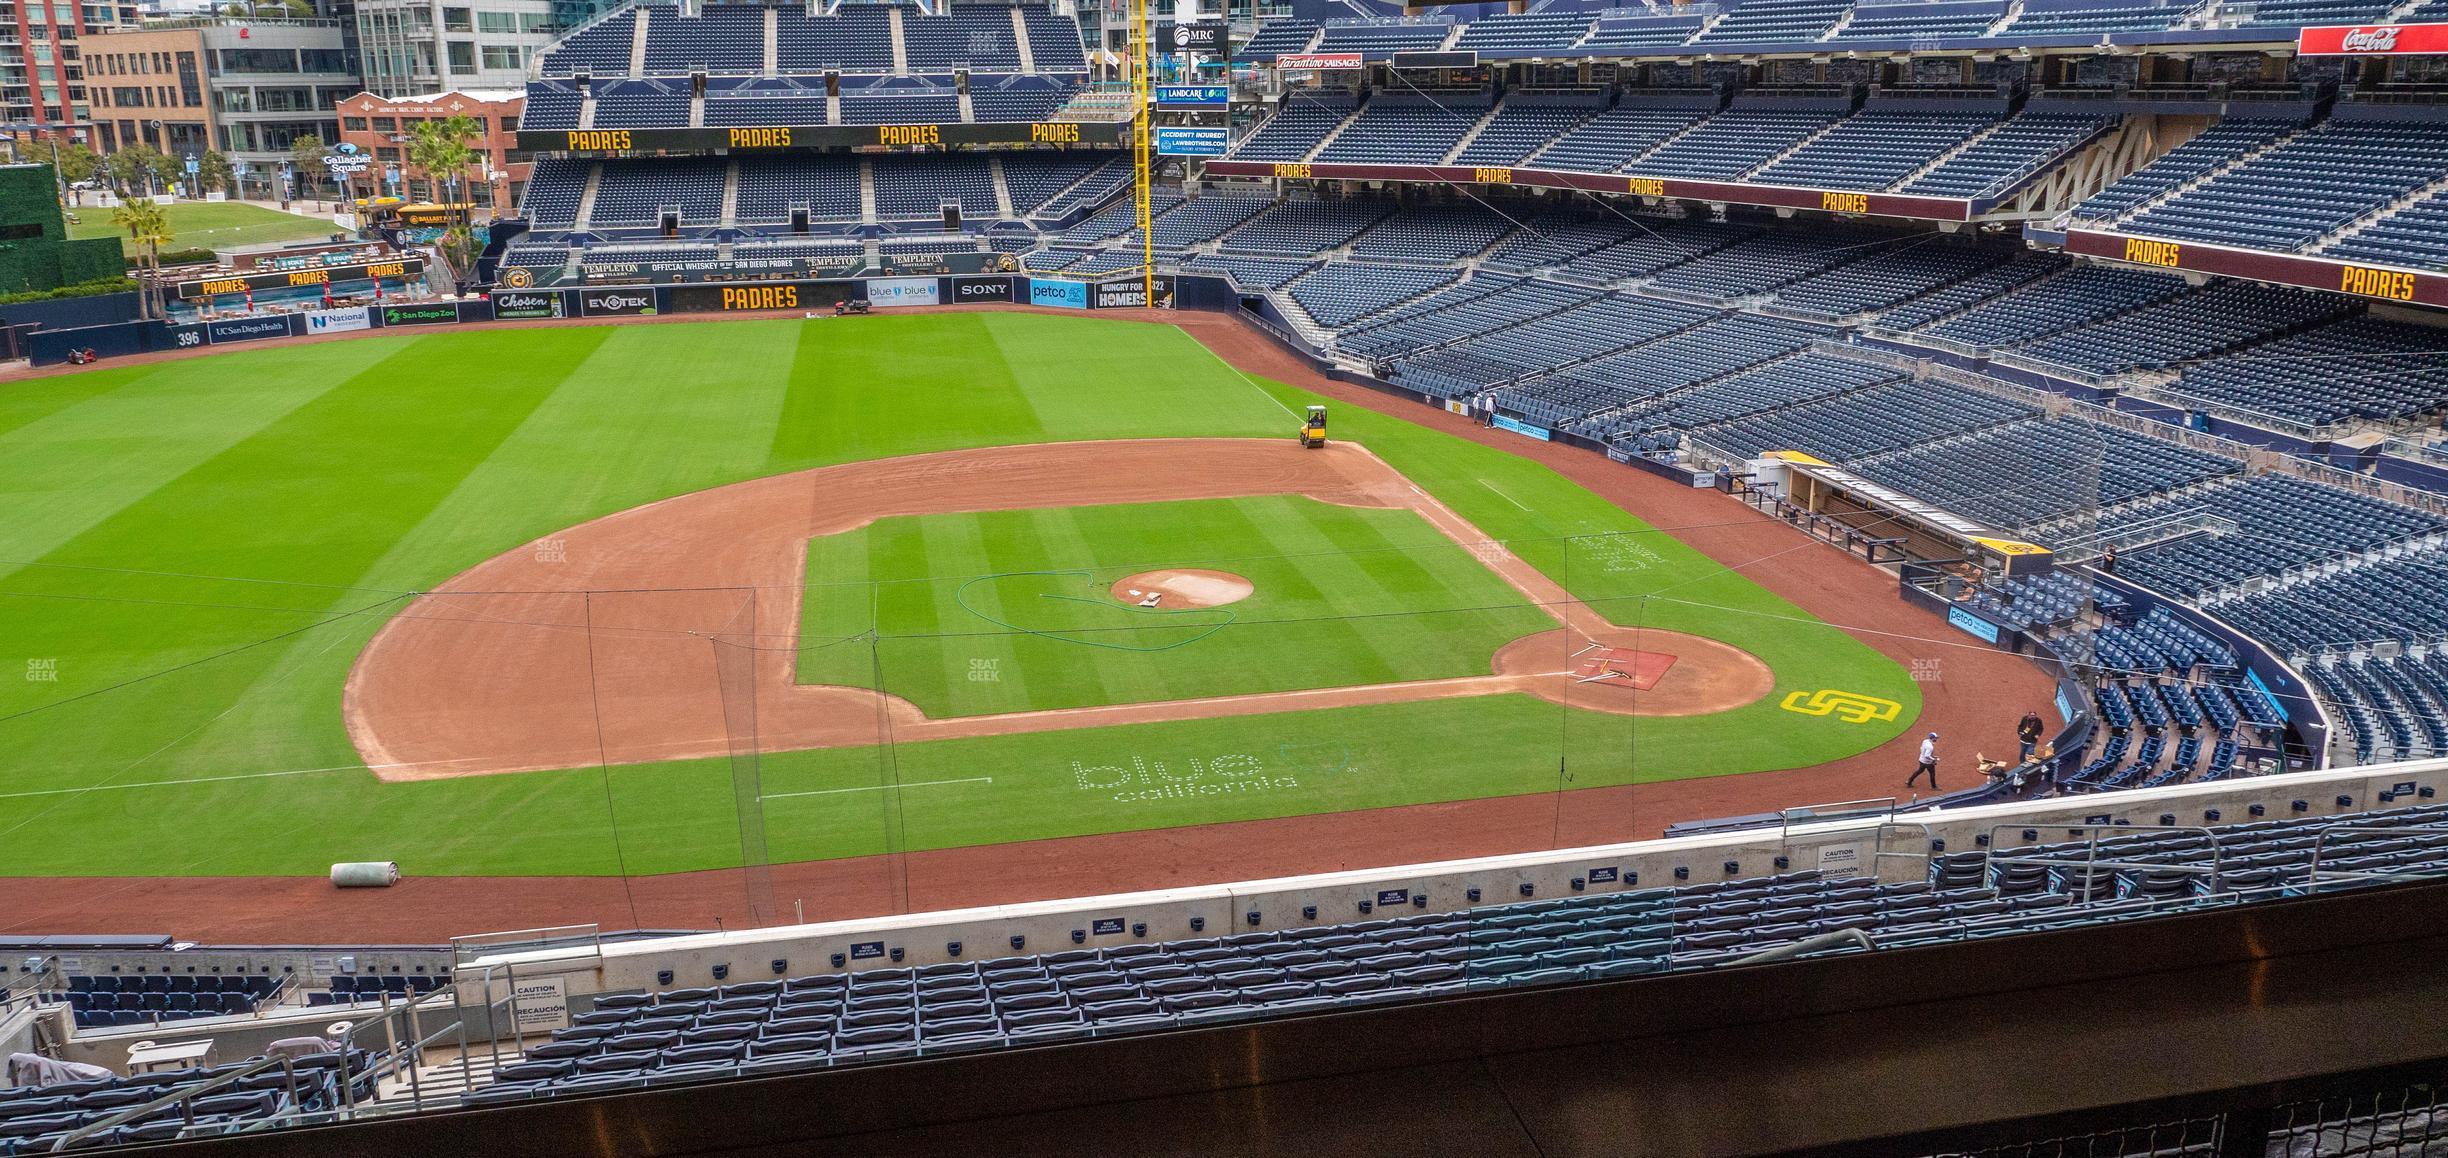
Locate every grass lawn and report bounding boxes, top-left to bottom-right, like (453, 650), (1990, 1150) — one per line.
(0, 313), (1915, 879)
(798, 496), (1554, 716)
(65, 200), (340, 250)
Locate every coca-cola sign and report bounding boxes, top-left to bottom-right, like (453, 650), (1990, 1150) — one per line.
(2299, 21), (2448, 54)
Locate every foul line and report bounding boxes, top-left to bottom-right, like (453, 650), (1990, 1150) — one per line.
(760, 776), (994, 800)
(0, 764), (363, 799)
(1479, 478), (1534, 512)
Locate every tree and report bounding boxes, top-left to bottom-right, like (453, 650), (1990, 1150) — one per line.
(289, 134), (327, 204)
(31, 140), (99, 196)
(196, 150), (236, 196)
(111, 198), (174, 320)
(406, 114), (485, 271)
(104, 144), (168, 197)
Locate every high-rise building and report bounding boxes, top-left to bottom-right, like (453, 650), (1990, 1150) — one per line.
(85, 18), (357, 197)
(353, 0), (560, 98)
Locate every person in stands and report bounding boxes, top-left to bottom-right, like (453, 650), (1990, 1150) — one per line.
(1907, 732), (1940, 790)
(2100, 543), (2119, 574)
(2018, 711), (2045, 762)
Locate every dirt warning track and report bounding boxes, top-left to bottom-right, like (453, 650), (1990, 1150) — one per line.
(343, 438), (1773, 781)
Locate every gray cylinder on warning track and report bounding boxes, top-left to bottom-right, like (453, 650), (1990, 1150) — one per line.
(330, 862), (401, 888)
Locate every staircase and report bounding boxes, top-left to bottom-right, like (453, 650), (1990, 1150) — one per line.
(374, 1047), (518, 1110)
(577, 91), (598, 130)
(1437, 101), (1506, 165)
(888, 7), (910, 74)
(763, 6), (779, 76)
(1263, 282), (1338, 348)
(2383, 0), (2433, 19)
(1298, 105), (1365, 163)
(689, 87), (705, 128)
(574, 164), (604, 230)
(1736, 115), (1852, 181)
(1008, 7), (1036, 71)
(988, 157), (1015, 218)
(2103, 124), (2308, 227)
(827, 90), (842, 125)
(957, 87), (975, 123)
(1893, 119), (2010, 190)
(720, 159), (740, 227)
(628, 5), (651, 75)
(1984, 0), (2026, 34)
(859, 159), (879, 224)
(2313, 171), (2448, 256)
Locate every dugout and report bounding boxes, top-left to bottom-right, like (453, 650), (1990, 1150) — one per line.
(1744, 450), (2055, 579)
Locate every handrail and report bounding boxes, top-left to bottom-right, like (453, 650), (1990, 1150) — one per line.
(1982, 823), (2230, 896)
(1735, 927), (1875, 964)
(49, 1053), (302, 1153)
(2306, 824), (2448, 891)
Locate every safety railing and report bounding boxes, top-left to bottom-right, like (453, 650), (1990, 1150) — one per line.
(47, 1052), (312, 1152)
(1981, 823), (2233, 898)
(2306, 824), (2448, 892)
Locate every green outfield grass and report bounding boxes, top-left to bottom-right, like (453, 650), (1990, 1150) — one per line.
(798, 496), (1554, 716)
(66, 200), (342, 250)
(0, 313), (1916, 880)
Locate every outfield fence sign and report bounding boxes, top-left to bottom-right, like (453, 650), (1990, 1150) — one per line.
(205, 315), (298, 344)
(491, 289), (567, 320)
(1026, 277), (1089, 309)
(867, 277), (940, 307)
(305, 305), (371, 334)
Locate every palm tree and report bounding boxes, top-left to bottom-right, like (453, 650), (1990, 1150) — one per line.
(406, 114), (485, 275)
(111, 198), (175, 320)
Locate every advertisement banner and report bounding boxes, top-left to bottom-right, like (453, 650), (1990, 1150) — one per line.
(580, 287), (660, 317)
(304, 305), (371, 334)
(664, 281), (852, 313)
(1276, 52), (1363, 70)
(1153, 84), (1229, 108)
(1091, 275), (1172, 310)
(1491, 414), (1551, 441)
(378, 302), (461, 327)
(1170, 21), (1228, 54)
(491, 289), (566, 320)
(1026, 277), (1089, 310)
(206, 315), (297, 344)
(2298, 21), (2448, 53)
(867, 276), (941, 307)
(163, 323), (209, 351)
(1947, 605), (2003, 645)
(174, 257), (422, 300)
(943, 276), (1014, 304)
(1155, 126), (1230, 157)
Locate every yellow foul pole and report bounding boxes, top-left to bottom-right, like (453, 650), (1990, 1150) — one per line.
(1129, 0), (1153, 304)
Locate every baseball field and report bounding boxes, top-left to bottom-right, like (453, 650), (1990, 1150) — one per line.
(0, 311), (1920, 895)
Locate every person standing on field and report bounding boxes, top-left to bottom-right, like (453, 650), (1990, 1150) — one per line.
(1907, 732), (1940, 790)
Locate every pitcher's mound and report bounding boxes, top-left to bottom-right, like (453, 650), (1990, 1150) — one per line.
(1112, 569), (1254, 609)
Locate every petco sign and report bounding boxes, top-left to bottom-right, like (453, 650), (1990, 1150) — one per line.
(2299, 21), (2448, 53)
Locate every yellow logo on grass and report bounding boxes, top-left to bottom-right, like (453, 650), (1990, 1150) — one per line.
(1780, 689), (1902, 725)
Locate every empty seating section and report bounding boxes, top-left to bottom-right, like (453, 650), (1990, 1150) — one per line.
(2000, 0), (2192, 34)
(702, 83), (827, 127)
(2007, 281), (2350, 374)
(1695, 0), (1853, 42)
(1755, 112), (1997, 190)
(734, 155), (860, 222)
(2124, 121), (2448, 251)
(1581, 14), (1708, 46)
(1872, 251), (2064, 329)
(2166, 314), (2448, 428)
(1898, 114), (2105, 197)
(0, 1046), (377, 1150)
(1917, 266), (2187, 348)
(1037, 162), (1129, 219)
(1402, 294), (1708, 404)
(1479, 215), (1638, 274)
(1181, 254), (1317, 289)
(1631, 109), (1840, 180)
(1288, 263), (1461, 328)
(521, 158), (587, 228)
(1524, 104), (1707, 173)
(1565, 315), (1828, 430)
(1000, 153), (1115, 217)
(590, 156), (725, 227)
(2085, 476), (2445, 598)
(775, 8), (895, 72)
(2322, 187), (2448, 272)
(1235, 19), (1319, 60)
(872, 155), (996, 219)
(2222, 550), (2448, 655)
(1453, 100), (1599, 166)
(1147, 196), (1271, 251)
(1020, 9), (1088, 69)
(840, 83), (958, 125)
(1339, 276), (1585, 362)
(1697, 375), (2028, 461)
(1574, 220), (1754, 282)
(522, 84), (581, 131)
(1229, 98), (1358, 162)
(591, 81), (690, 128)
(1313, 19), (1454, 57)
(1768, 243), (2014, 320)
(1851, 420), (2239, 531)
(1833, 0), (2005, 38)
(640, 6), (763, 73)
(2072, 120), (2298, 221)
(1219, 201), (1391, 257)
(62, 973), (280, 1028)
(1345, 205), (1514, 264)
(1601, 349), (1899, 435)
(1316, 98), (1490, 165)
(1452, 12), (1595, 53)
(1646, 229), (1899, 298)
(970, 82), (1069, 123)
(900, 6), (1024, 71)
(538, 8), (637, 76)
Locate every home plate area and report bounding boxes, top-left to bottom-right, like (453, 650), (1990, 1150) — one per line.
(1572, 645), (1678, 691)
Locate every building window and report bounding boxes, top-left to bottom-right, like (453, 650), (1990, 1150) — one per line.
(447, 40), (477, 73)
(343, 116), (368, 131)
(476, 10), (516, 32)
(442, 6), (472, 31)
(372, 116), (396, 131)
(479, 44), (521, 69)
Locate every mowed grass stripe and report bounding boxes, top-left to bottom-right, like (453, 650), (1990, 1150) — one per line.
(771, 314), (1046, 465)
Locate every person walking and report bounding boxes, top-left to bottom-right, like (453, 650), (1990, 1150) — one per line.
(2017, 711), (2044, 762)
(1907, 731), (1940, 790)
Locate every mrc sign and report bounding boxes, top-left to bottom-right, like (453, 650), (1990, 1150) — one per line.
(2298, 21), (2448, 53)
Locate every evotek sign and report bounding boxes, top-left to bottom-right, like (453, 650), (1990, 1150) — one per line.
(580, 288), (658, 317)
(2299, 21), (2448, 53)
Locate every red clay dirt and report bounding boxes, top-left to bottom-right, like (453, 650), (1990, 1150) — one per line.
(1112, 569), (1254, 609)
(0, 306), (2059, 943)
